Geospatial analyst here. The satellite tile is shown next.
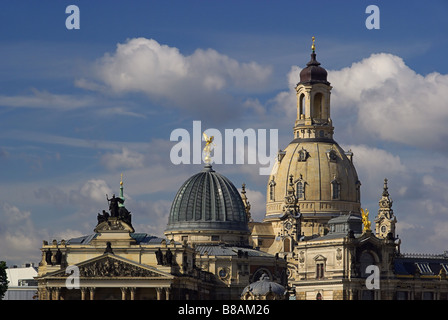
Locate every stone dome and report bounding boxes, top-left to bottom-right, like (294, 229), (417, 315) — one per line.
(266, 138), (361, 235)
(241, 273), (286, 300)
(165, 164), (249, 245)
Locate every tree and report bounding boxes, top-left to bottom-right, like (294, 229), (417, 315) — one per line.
(0, 261), (9, 300)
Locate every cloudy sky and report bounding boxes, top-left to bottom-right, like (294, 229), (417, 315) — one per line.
(1, 0), (448, 266)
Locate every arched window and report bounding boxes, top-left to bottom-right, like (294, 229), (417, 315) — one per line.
(299, 93), (305, 119)
(313, 92), (323, 119)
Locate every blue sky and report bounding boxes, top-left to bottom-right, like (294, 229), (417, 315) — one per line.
(1, 0), (448, 266)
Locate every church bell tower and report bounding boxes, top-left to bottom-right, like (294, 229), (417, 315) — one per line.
(375, 178), (397, 239)
(294, 37), (334, 140)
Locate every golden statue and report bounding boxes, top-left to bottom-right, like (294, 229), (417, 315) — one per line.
(311, 36), (316, 52)
(361, 208), (371, 232)
(203, 132), (215, 164)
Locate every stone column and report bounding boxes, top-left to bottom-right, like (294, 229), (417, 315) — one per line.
(47, 287), (53, 300)
(129, 287), (136, 300)
(156, 287), (163, 300)
(89, 287), (96, 300)
(165, 288), (171, 300)
(54, 288), (61, 300)
(80, 288), (87, 300)
(121, 287), (128, 300)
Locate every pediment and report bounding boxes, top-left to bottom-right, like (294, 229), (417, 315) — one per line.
(46, 253), (172, 279)
(94, 217), (134, 233)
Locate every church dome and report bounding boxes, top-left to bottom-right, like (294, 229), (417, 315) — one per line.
(241, 273), (286, 300)
(266, 139), (361, 233)
(165, 164), (249, 245)
(265, 39), (361, 237)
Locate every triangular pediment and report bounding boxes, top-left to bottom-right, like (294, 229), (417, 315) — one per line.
(45, 253), (173, 279)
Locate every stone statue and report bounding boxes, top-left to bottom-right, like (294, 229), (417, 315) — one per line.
(155, 248), (163, 265)
(104, 242), (113, 254)
(55, 249), (62, 265)
(97, 210), (110, 224)
(106, 194), (124, 217)
(165, 248), (173, 266)
(45, 249), (52, 265)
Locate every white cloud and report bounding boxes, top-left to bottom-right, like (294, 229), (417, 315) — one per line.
(78, 179), (114, 205)
(271, 53), (448, 151)
(100, 147), (145, 170)
(76, 38), (272, 117)
(329, 53), (448, 149)
(0, 88), (98, 110)
(0, 202), (44, 264)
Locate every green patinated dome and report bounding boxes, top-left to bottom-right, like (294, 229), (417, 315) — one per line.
(166, 164), (248, 233)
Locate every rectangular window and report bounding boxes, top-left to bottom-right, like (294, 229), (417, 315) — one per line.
(296, 181), (304, 199)
(211, 235), (219, 241)
(316, 263), (324, 279)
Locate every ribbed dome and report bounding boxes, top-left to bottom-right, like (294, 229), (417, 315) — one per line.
(299, 52), (329, 85)
(241, 274), (286, 299)
(166, 164), (248, 233)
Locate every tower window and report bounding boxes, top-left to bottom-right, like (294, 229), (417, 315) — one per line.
(313, 93), (323, 119)
(299, 93), (305, 118)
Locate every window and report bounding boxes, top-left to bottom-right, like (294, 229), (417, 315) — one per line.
(423, 292), (434, 300)
(283, 238), (291, 252)
(211, 235), (220, 241)
(316, 263), (324, 279)
(331, 180), (340, 200)
(313, 93), (323, 119)
(296, 181), (304, 199)
(416, 262), (433, 275)
(269, 179), (276, 201)
(298, 148), (308, 162)
(396, 291), (408, 300)
(299, 93), (305, 119)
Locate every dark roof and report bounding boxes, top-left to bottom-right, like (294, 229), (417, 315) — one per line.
(299, 52), (329, 85)
(195, 245), (274, 258)
(166, 164), (248, 232)
(65, 233), (165, 245)
(241, 273), (286, 297)
(394, 253), (448, 277)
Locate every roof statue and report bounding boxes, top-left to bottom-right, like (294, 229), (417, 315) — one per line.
(361, 208), (371, 232)
(203, 132), (215, 164)
(311, 36), (315, 52)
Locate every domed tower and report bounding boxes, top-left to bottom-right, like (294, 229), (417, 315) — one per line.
(165, 164), (250, 246)
(265, 38), (361, 237)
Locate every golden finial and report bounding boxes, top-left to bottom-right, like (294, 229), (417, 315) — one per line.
(311, 36), (316, 52)
(120, 173), (123, 186)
